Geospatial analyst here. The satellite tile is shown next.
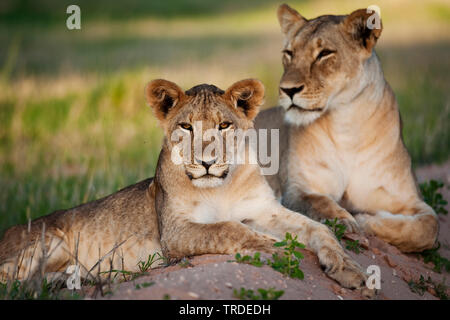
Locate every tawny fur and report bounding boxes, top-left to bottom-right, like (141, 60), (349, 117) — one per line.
(255, 4), (438, 252)
(0, 78), (369, 293)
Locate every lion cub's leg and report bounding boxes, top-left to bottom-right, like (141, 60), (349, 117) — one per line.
(159, 219), (279, 261)
(244, 203), (368, 291)
(355, 201), (438, 252)
(283, 190), (360, 233)
(0, 229), (70, 281)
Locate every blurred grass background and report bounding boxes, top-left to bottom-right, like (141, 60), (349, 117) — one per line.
(0, 0), (449, 234)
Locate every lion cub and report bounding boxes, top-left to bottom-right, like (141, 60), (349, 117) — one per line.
(0, 79), (368, 291)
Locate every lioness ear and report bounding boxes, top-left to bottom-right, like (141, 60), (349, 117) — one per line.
(342, 8), (382, 53)
(145, 79), (184, 121)
(277, 4), (307, 35)
(225, 79), (265, 121)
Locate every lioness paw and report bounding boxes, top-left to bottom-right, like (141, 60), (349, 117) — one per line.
(336, 214), (361, 234)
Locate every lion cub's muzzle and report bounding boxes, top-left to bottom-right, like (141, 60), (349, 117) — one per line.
(185, 158), (229, 188)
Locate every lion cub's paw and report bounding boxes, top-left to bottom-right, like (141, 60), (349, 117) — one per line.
(319, 247), (370, 293)
(242, 235), (281, 255)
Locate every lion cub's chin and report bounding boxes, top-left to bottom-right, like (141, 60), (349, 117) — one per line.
(191, 176), (225, 188)
(284, 106), (324, 126)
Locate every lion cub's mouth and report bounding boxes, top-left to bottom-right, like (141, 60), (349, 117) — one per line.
(187, 170), (229, 188)
(186, 170), (229, 180)
(288, 104), (323, 112)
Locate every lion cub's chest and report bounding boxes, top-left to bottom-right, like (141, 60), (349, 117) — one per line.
(188, 192), (270, 224)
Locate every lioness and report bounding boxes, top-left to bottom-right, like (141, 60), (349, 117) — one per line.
(0, 79), (368, 291)
(255, 4), (438, 252)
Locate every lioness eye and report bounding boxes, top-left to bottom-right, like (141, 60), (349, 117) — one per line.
(219, 122), (232, 130)
(179, 123), (192, 131)
(316, 49), (335, 61)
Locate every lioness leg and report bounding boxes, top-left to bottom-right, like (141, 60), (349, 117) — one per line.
(282, 191), (360, 233)
(243, 203), (368, 290)
(355, 201), (438, 252)
(160, 220), (279, 260)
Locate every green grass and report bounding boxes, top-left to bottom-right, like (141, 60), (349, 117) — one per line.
(408, 275), (448, 300)
(0, 0), (449, 236)
(233, 287), (284, 300)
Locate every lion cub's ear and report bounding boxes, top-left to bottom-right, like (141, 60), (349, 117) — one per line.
(145, 79), (184, 121)
(277, 4), (307, 36)
(224, 79), (265, 121)
(342, 9), (383, 54)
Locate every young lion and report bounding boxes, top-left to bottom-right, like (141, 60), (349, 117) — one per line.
(0, 79), (368, 291)
(255, 4), (438, 252)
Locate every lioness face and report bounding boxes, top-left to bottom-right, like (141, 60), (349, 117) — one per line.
(145, 79), (264, 188)
(277, 4), (382, 126)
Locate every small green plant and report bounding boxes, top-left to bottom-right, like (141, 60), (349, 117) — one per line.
(233, 233), (306, 279)
(268, 232), (305, 280)
(163, 293), (171, 300)
(345, 239), (364, 254)
(135, 282), (154, 290)
(178, 258), (193, 268)
(233, 287), (284, 300)
(408, 275), (448, 300)
(420, 180), (448, 215)
(138, 252), (165, 272)
(101, 252), (166, 281)
(420, 242), (450, 273)
(233, 252), (264, 267)
(324, 218), (346, 240)
(0, 278), (80, 300)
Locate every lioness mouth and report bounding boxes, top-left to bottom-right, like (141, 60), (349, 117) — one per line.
(288, 104), (323, 112)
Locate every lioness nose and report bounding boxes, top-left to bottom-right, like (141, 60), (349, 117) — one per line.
(280, 85), (304, 99)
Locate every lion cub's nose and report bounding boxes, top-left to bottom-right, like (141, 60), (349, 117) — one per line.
(280, 85), (304, 99)
(196, 158), (217, 171)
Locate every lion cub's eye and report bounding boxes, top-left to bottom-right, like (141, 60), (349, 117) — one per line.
(283, 49), (293, 59)
(219, 122), (232, 130)
(179, 123), (193, 131)
(316, 49), (335, 61)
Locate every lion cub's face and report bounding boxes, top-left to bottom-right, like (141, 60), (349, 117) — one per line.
(146, 79), (264, 188)
(277, 5), (382, 126)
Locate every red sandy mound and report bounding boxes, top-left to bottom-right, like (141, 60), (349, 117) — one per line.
(91, 162), (449, 300)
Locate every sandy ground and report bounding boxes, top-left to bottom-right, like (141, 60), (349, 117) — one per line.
(86, 162), (450, 300)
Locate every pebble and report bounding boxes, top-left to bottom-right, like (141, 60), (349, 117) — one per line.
(188, 292), (199, 299)
(331, 284), (342, 295)
(225, 282), (232, 288)
(372, 248), (381, 255)
(427, 287), (437, 296)
(384, 255), (398, 268)
(337, 295), (343, 300)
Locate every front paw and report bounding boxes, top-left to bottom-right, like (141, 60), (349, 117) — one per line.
(318, 246), (370, 292)
(242, 235), (281, 255)
(335, 212), (361, 234)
